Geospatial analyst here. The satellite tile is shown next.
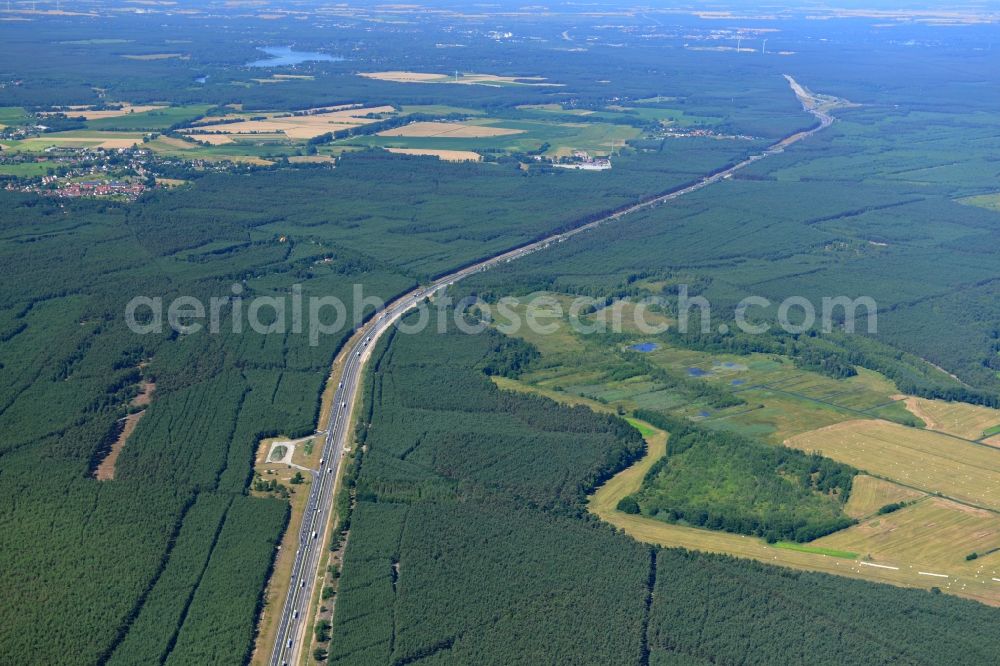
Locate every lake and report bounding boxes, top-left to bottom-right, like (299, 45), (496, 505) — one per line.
(247, 46), (341, 68)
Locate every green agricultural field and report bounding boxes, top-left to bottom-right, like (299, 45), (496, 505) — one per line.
(0, 106), (29, 127)
(958, 192), (1000, 212)
(0, 162), (54, 177)
(773, 542), (858, 559)
(494, 291), (907, 442)
(4, 130), (146, 151)
(398, 104), (485, 116)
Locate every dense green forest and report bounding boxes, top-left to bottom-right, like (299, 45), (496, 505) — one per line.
(2, 5), (1000, 664)
(469, 116), (1000, 394)
(328, 314), (1000, 664)
(0, 97), (783, 661)
(626, 411), (857, 543)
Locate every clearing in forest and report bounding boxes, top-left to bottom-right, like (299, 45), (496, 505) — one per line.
(93, 379), (155, 481)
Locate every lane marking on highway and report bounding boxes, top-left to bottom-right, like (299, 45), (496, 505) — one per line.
(918, 571), (948, 578)
(859, 562), (899, 571)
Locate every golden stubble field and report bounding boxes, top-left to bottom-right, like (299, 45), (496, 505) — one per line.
(377, 121), (524, 138)
(897, 395), (1000, 441)
(40, 104), (166, 120)
(785, 419), (1000, 511)
(182, 105), (396, 141)
(359, 70), (561, 86)
(385, 148), (481, 162)
(493, 374), (1000, 604)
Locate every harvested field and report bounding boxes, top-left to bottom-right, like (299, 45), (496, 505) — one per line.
(785, 419), (1000, 511)
(182, 105), (394, 141)
(844, 475), (925, 519)
(153, 135), (197, 150)
(43, 104), (166, 120)
(815, 497), (1000, 571)
(359, 70), (560, 86)
(96, 138), (143, 149)
(377, 121), (524, 138)
(287, 155), (335, 163)
(18, 133), (144, 149)
(386, 147), (481, 161)
(588, 415), (1000, 605)
(122, 53), (184, 60)
(361, 71), (445, 82)
(898, 395), (1000, 440)
(188, 134), (233, 145)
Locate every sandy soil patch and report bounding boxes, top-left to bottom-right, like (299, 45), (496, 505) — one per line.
(132, 380), (156, 407)
(386, 147), (481, 162)
(94, 379), (155, 481)
(94, 413), (141, 481)
(378, 121), (523, 138)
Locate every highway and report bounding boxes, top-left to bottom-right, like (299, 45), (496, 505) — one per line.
(268, 74), (837, 666)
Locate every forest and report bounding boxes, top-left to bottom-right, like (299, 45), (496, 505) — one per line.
(626, 411), (857, 543)
(0, 106), (771, 662)
(327, 313), (1000, 665)
(1, 5), (1000, 665)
